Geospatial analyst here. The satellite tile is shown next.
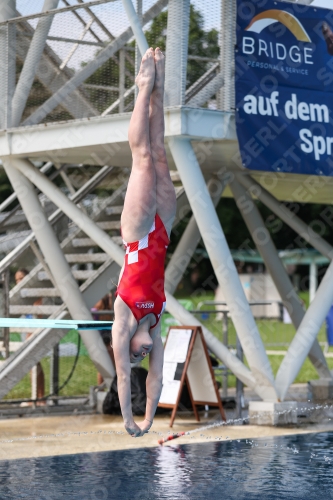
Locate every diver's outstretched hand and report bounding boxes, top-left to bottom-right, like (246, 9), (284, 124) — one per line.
(125, 419), (152, 437)
(125, 421), (144, 438)
(137, 419), (152, 435)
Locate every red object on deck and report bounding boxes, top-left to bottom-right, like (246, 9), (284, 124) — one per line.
(158, 432), (186, 445)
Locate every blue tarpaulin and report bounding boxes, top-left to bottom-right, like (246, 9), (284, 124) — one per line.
(326, 306), (333, 346)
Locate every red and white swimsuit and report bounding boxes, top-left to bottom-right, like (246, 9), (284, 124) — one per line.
(117, 214), (169, 329)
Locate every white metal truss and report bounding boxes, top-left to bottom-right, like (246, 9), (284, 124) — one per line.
(0, 0), (332, 405)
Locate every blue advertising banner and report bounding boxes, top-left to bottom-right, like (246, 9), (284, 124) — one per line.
(235, 0), (333, 176)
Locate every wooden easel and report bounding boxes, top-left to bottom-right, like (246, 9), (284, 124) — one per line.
(158, 326), (226, 427)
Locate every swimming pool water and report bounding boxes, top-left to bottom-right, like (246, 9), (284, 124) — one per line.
(0, 432), (333, 500)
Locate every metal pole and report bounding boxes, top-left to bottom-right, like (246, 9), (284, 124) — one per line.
(3, 160), (116, 388)
(220, 0), (235, 112)
(236, 333), (244, 419)
(50, 343), (59, 401)
(276, 259), (333, 400)
(229, 179), (331, 381)
(0, 0), (16, 129)
(2, 271), (9, 359)
(121, 0), (148, 56)
(31, 365), (37, 402)
(216, 0), (223, 111)
(0, 1), (15, 360)
(11, 0), (59, 127)
(222, 311), (228, 398)
(165, 176), (228, 295)
(169, 138), (277, 401)
(135, 0), (142, 100)
(309, 261), (317, 304)
(236, 174), (333, 260)
(119, 48), (125, 113)
(164, 0), (190, 106)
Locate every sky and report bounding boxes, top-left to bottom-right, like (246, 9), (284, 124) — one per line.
(14, 0), (333, 71)
(311, 0), (332, 7)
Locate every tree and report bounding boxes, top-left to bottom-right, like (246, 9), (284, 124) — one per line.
(0, 169), (13, 206)
(145, 5), (219, 88)
(83, 5), (220, 112)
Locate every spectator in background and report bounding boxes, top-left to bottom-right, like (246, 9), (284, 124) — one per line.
(91, 291), (115, 386)
(14, 268), (45, 404)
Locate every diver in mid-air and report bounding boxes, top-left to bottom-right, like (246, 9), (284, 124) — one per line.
(111, 47), (176, 437)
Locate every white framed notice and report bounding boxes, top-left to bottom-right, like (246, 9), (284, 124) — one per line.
(158, 326), (226, 427)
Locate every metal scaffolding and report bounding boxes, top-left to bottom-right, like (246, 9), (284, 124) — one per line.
(0, 0), (332, 407)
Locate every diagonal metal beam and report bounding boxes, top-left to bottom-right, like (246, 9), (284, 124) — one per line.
(121, 0), (148, 56)
(76, 0), (115, 41)
(12, 0), (59, 127)
(169, 138), (278, 400)
(187, 72), (224, 108)
(0, 165), (114, 274)
(164, 292), (260, 394)
(0, 161), (53, 213)
(237, 174), (333, 260)
(185, 63), (219, 103)
(62, 0), (103, 43)
(65, 0), (135, 72)
(3, 158), (116, 387)
(0, 0), (117, 25)
(22, 0), (168, 126)
(0, 162), (55, 230)
(276, 259), (333, 401)
(11, 158), (125, 262)
(101, 84), (135, 115)
(230, 178), (331, 384)
(165, 176), (228, 294)
(59, 18), (94, 70)
(15, 14), (99, 120)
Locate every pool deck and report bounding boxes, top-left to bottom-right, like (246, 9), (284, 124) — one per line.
(0, 382), (333, 461)
(1, 410), (333, 461)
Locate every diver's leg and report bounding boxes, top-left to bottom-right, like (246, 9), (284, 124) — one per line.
(121, 48), (157, 243)
(149, 47), (176, 236)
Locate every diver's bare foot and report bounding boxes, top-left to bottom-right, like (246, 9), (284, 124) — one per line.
(323, 22), (333, 56)
(135, 48), (155, 91)
(153, 47), (165, 93)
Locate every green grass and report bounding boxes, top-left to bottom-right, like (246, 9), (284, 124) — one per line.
(4, 329), (96, 399)
(4, 356), (98, 400)
(157, 291), (330, 389)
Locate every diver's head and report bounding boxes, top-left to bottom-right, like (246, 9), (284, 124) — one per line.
(129, 323), (153, 363)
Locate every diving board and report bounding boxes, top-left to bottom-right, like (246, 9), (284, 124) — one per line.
(0, 318), (113, 330)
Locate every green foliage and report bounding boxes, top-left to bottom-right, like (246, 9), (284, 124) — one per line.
(215, 198), (255, 250)
(83, 4), (220, 112)
(145, 5), (219, 87)
(0, 170), (13, 205)
(144, 11), (168, 50)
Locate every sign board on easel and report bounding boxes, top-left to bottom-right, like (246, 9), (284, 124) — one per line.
(158, 326), (226, 427)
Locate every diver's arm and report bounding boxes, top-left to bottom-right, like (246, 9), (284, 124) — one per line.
(139, 334), (164, 432)
(113, 334), (142, 437)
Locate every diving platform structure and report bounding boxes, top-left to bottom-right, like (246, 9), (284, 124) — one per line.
(0, 0), (332, 404)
